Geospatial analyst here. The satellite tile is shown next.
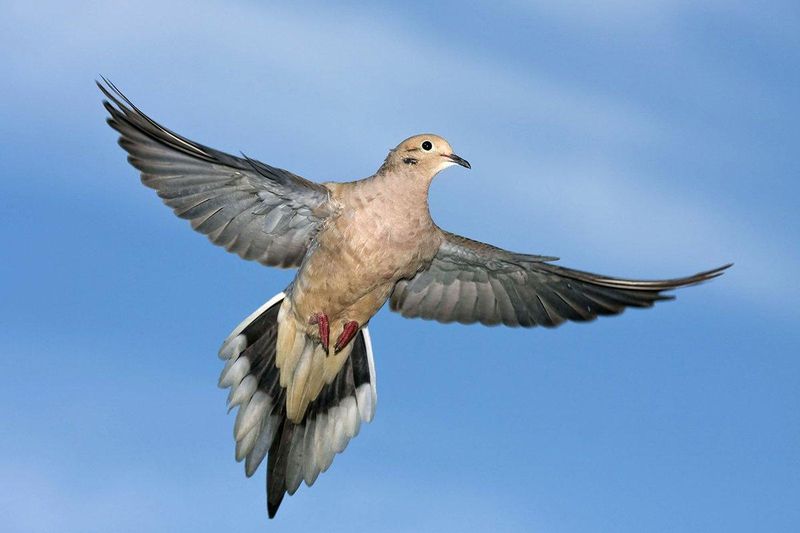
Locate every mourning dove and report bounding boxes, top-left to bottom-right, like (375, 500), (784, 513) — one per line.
(99, 79), (730, 518)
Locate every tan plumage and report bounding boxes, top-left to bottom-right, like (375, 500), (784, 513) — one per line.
(275, 138), (450, 422)
(99, 79), (730, 518)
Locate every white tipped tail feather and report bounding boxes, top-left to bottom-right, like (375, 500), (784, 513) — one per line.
(217, 291), (377, 518)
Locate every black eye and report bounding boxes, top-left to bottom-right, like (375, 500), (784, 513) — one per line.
(421, 140), (433, 151)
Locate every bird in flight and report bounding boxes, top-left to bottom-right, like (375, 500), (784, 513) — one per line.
(99, 79), (729, 518)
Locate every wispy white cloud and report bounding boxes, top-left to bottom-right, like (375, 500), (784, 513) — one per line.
(2, 0), (660, 144)
(498, 0), (799, 42)
(500, 0), (693, 33)
(2, 4), (797, 531)
(2, 0), (794, 312)
(481, 156), (797, 308)
(0, 460), (167, 533)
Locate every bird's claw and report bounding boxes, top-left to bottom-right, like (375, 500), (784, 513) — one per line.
(335, 321), (359, 353)
(309, 312), (330, 353)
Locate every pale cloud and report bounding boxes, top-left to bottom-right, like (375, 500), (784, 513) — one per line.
(3, 0), (793, 312)
(488, 157), (797, 309)
(496, 0), (797, 36)
(498, 0), (697, 33)
(2, 0), (659, 143)
(0, 452), (536, 532)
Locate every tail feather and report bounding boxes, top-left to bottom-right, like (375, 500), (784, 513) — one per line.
(218, 292), (377, 518)
(267, 419), (291, 518)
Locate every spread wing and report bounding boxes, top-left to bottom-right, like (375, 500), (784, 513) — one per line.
(390, 231), (731, 328)
(99, 79), (334, 268)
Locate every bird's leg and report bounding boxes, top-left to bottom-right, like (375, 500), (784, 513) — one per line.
(334, 321), (359, 353)
(309, 312), (330, 353)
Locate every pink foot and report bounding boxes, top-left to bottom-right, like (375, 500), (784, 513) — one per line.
(309, 313), (330, 352)
(334, 321), (359, 353)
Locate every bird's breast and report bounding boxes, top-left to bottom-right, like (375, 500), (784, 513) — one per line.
(291, 193), (438, 325)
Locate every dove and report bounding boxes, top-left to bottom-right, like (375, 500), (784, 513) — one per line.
(98, 79), (729, 518)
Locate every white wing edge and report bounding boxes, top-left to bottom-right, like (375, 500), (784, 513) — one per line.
(219, 291), (287, 357)
(361, 325), (378, 415)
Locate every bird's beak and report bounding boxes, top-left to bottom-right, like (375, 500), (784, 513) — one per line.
(444, 153), (471, 169)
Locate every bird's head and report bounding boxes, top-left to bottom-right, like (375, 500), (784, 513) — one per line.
(381, 134), (470, 179)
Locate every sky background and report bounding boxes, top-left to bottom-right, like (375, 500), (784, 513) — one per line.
(1, 1), (799, 531)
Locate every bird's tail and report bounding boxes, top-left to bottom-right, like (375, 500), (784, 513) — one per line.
(217, 292), (377, 518)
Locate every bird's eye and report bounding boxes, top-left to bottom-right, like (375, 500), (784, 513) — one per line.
(421, 140), (433, 151)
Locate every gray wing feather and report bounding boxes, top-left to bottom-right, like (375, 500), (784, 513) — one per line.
(99, 79), (333, 268)
(391, 230), (731, 328)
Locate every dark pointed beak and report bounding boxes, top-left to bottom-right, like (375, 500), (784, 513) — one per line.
(444, 153), (471, 169)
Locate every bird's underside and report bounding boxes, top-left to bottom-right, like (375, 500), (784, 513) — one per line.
(99, 78), (730, 518)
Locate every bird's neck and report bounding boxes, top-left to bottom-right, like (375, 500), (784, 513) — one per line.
(350, 168), (433, 223)
(373, 167), (432, 203)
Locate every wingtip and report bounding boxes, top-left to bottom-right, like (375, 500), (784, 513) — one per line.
(696, 262), (733, 282)
(96, 77), (113, 102)
(96, 75), (117, 97)
(98, 75), (118, 94)
(96, 77), (130, 117)
(96, 77), (144, 118)
(665, 262), (732, 290)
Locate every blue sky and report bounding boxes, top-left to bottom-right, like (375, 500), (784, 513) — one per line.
(1, 1), (798, 531)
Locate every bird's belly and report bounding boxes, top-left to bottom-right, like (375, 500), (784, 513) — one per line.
(291, 222), (431, 327)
